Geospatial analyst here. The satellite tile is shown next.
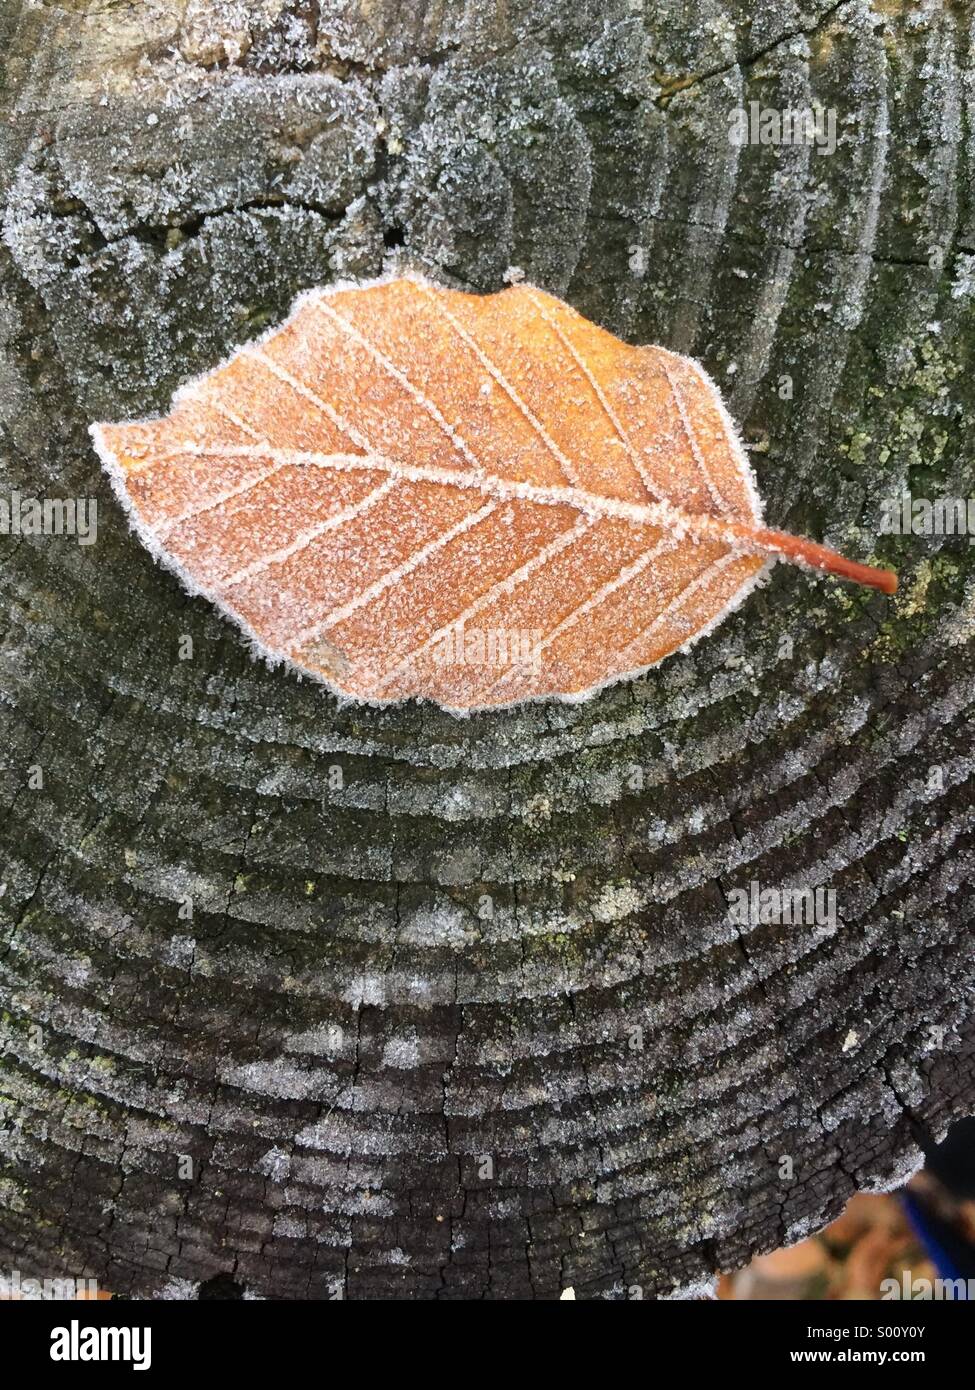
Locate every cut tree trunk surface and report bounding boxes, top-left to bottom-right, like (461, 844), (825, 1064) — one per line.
(0, 0), (973, 1300)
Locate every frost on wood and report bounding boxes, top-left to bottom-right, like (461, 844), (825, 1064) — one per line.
(94, 276), (894, 712)
(0, 0), (974, 1302)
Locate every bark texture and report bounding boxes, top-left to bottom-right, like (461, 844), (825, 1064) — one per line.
(0, 0), (974, 1299)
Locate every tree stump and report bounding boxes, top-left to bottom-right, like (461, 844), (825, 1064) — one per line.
(1, 0), (973, 1299)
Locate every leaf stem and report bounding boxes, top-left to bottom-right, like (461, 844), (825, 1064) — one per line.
(752, 526), (898, 594)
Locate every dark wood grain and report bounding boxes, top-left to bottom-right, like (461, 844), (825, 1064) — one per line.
(0, 0), (972, 1299)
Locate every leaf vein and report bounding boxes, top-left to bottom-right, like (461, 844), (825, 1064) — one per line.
(418, 284), (583, 487)
(525, 288), (666, 506)
(315, 299), (487, 477)
(287, 500), (500, 652)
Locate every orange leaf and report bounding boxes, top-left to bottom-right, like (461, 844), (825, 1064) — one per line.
(91, 276), (897, 713)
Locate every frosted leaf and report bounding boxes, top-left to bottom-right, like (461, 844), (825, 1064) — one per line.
(92, 276), (897, 713)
